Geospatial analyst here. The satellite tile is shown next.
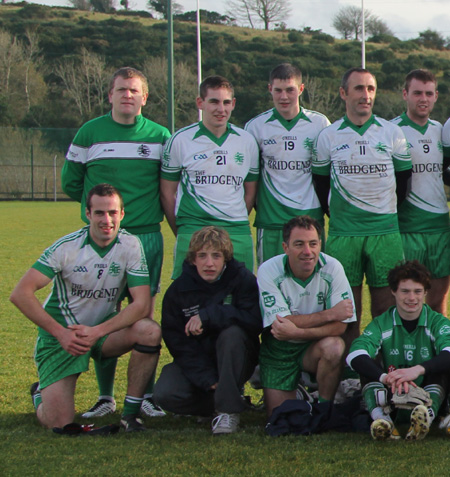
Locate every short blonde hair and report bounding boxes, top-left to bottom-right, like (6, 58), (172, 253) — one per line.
(109, 67), (148, 95)
(187, 226), (234, 263)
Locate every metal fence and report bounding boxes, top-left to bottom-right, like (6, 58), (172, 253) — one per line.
(0, 127), (77, 200)
(2, 126), (450, 202)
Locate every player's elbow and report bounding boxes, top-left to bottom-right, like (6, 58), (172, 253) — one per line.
(9, 286), (23, 309)
(138, 298), (152, 320)
(333, 322), (347, 336)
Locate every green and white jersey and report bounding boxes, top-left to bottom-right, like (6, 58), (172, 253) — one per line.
(347, 304), (450, 386)
(312, 115), (411, 236)
(392, 113), (449, 233)
(62, 113), (171, 234)
(161, 121), (259, 231)
(245, 108), (330, 229)
(32, 226), (149, 336)
(257, 252), (356, 342)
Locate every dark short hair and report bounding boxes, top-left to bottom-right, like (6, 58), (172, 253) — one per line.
(109, 67), (148, 95)
(199, 75), (234, 100)
(187, 226), (234, 263)
(86, 183), (124, 212)
(404, 69), (437, 92)
(341, 67), (376, 93)
(387, 260), (431, 292)
(282, 215), (322, 244)
(269, 63), (302, 84)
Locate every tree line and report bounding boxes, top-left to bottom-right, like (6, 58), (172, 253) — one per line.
(1, 3), (450, 131)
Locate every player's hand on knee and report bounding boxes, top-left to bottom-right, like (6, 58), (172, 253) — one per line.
(271, 315), (299, 341)
(57, 327), (91, 356)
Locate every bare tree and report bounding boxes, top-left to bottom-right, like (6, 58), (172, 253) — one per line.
(302, 75), (341, 122)
(227, 0), (256, 28)
(332, 6), (368, 40)
(0, 30), (23, 94)
(142, 56), (197, 128)
(55, 47), (109, 122)
(23, 29), (43, 114)
(366, 17), (393, 37)
(254, 0), (290, 30)
(333, 6), (392, 40)
(227, 0), (290, 30)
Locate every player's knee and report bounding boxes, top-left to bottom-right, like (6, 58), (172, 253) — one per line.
(319, 336), (345, 362)
(131, 318), (161, 346)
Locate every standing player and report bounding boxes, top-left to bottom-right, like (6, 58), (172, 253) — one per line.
(245, 63), (330, 264)
(10, 184), (162, 432)
(347, 261), (450, 441)
(160, 75), (259, 278)
(257, 216), (356, 417)
(61, 67), (169, 418)
(391, 69), (450, 315)
(312, 67), (412, 344)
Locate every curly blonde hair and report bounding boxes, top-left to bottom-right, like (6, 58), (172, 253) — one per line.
(187, 226), (234, 263)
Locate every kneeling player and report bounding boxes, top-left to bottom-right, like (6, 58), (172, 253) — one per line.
(347, 261), (450, 441)
(10, 184), (162, 433)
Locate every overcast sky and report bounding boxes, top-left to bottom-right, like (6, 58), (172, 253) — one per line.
(23, 0), (450, 40)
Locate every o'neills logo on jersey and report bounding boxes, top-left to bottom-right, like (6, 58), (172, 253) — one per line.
(336, 144), (350, 151)
(267, 159), (310, 171)
(195, 175), (243, 185)
(71, 284), (119, 300)
(337, 164), (387, 174)
(262, 292), (275, 307)
(412, 163), (443, 173)
(137, 144), (151, 157)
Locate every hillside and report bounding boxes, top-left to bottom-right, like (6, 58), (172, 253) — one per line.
(0, 2), (449, 129)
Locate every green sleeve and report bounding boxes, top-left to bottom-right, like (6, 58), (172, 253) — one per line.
(61, 160), (86, 203)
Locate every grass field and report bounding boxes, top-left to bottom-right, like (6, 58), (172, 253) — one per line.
(2, 201), (450, 476)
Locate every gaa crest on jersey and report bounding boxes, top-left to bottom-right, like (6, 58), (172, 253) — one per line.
(73, 266), (88, 273)
(375, 142), (388, 153)
(439, 325), (450, 335)
(316, 292), (324, 305)
(420, 347), (430, 359)
(234, 152), (244, 165)
(194, 153), (208, 160)
(303, 137), (314, 152)
(438, 140), (443, 152)
(108, 262), (121, 277)
(262, 292), (275, 307)
(137, 144), (151, 157)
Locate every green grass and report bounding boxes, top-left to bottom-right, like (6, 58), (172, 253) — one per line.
(1, 201), (449, 476)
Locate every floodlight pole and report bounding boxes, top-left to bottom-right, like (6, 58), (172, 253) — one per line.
(361, 0), (366, 68)
(197, 0), (202, 121)
(167, 0), (175, 133)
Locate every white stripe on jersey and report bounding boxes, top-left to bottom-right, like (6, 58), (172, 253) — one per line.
(67, 142), (163, 164)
